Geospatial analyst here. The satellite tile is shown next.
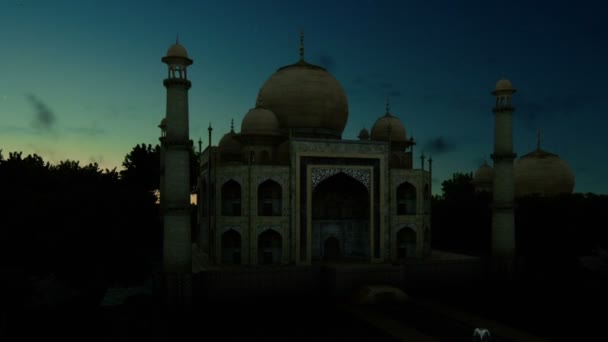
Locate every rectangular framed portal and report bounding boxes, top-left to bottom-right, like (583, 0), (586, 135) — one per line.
(295, 152), (385, 264)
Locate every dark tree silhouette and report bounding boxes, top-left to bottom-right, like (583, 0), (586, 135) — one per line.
(432, 171), (608, 280)
(431, 172), (492, 255)
(120, 144), (160, 192)
(439, 172), (476, 201)
(120, 143), (199, 193)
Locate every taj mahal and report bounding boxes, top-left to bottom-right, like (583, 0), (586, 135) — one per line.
(159, 34), (432, 272)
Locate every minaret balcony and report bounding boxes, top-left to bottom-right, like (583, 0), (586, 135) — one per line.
(164, 138), (194, 148)
(492, 106), (516, 113)
(163, 78), (192, 89)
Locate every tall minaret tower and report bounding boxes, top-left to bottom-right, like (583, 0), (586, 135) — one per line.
(490, 78), (517, 279)
(160, 38), (193, 274)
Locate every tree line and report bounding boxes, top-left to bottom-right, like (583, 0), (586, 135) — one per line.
(0, 144), (164, 289)
(2, 147), (606, 295)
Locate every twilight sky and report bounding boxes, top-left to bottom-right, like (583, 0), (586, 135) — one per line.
(1, 0), (607, 195)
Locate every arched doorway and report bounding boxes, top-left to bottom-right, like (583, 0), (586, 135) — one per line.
(221, 229), (242, 265)
(312, 172), (370, 261)
(397, 182), (417, 215)
(221, 180), (241, 216)
(324, 236), (341, 260)
(258, 229), (282, 265)
(396, 227), (416, 260)
(258, 180), (282, 216)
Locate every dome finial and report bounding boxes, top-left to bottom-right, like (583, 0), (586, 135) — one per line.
(299, 29), (305, 61)
(256, 93), (264, 107)
(230, 118), (234, 133)
(176, 33), (179, 44)
(385, 95), (391, 116)
(537, 129), (542, 151)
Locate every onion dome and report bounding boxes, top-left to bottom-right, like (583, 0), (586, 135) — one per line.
(255, 32), (348, 139)
(166, 43), (189, 58)
(358, 128), (370, 140)
(473, 160), (494, 193)
(514, 132), (575, 197)
(494, 78), (513, 92)
(162, 36), (193, 66)
(218, 119), (242, 156)
(370, 98), (407, 142)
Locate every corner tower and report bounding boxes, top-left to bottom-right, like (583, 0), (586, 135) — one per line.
(160, 39), (193, 274)
(490, 78), (517, 278)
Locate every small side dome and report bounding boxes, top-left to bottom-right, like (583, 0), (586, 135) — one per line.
(158, 118), (167, 129)
(358, 128), (369, 140)
(370, 115), (406, 142)
(370, 99), (407, 142)
(473, 161), (493, 193)
(241, 107), (281, 136)
(166, 43), (189, 58)
(494, 78), (513, 92)
(218, 131), (242, 155)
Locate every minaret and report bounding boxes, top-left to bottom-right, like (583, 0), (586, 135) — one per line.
(160, 39), (193, 274)
(490, 78), (517, 279)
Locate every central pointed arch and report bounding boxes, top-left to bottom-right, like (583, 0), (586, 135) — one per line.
(312, 172), (370, 261)
(324, 236), (341, 260)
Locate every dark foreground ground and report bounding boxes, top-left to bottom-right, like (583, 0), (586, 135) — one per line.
(3, 266), (607, 341)
(406, 272), (608, 341)
(4, 295), (401, 342)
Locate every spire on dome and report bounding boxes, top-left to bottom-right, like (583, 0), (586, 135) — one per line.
(385, 96), (391, 116)
(299, 29), (305, 61)
(176, 33), (179, 44)
(230, 118), (234, 133)
(537, 129), (542, 151)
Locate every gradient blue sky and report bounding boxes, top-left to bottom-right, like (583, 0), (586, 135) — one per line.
(1, 0), (607, 194)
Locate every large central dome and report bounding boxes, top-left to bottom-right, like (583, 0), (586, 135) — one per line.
(256, 60), (349, 139)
